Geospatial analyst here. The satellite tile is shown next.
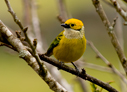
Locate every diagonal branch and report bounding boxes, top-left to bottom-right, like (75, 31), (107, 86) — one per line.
(0, 41), (17, 51)
(57, 0), (69, 21)
(5, 0), (42, 71)
(110, 0), (127, 21)
(30, 0), (45, 52)
(5, 0), (24, 30)
(92, 0), (127, 75)
(87, 40), (127, 84)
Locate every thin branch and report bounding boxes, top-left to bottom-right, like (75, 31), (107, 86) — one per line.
(92, 0), (127, 75)
(57, 15), (65, 23)
(30, 0), (45, 53)
(112, 16), (118, 28)
(110, 0), (127, 21)
(75, 60), (113, 73)
(115, 13), (126, 92)
(87, 40), (127, 84)
(84, 62), (112, 73)
(22, 0), (34, 45)
(22, 0), (31, 26)
(57, 0), (69, 21)
(5, 0), (24, 30)
(5, 0), (42, 70)
(102, 0), (114, 7)
(0, 41), (17, 51)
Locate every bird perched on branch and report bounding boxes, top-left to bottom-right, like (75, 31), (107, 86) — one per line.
(45, 18), (86, 74)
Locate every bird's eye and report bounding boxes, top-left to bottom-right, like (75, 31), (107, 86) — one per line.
(70, 24), (75, 27)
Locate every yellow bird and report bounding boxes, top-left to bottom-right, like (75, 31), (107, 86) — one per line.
(45, 18), (86, 73)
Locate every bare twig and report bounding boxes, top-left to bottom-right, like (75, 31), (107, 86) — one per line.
(57, 15), (65, 23)
(5, 0), (24, 30)
(92, 0), (127, 75)
(110, 0), (127, 21)
(112, 16), (118, 28)
(57, 0), (69, 21)
(115, 13), (126, 92)
(22, 0), (34, 44)
(87, 41), (127, 84)
(84, 62), (112, 72)
(102, 0), (114, 7)
(30, 0), (45, 52)
(0, 41), (17, 51)
(22, 0), (31, 26)
(5, 0), (42, 70)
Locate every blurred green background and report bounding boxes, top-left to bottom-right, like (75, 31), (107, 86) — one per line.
(0, 0), (127, 92)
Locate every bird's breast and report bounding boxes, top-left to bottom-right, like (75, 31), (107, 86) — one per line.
(53, 35), (86, 63)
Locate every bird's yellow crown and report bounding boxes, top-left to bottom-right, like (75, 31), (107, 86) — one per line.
(64, 18), (84, 30)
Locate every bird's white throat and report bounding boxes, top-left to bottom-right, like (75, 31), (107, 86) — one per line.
(63, 26), (84, 39)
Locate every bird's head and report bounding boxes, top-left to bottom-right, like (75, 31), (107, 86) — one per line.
(61, 18), (85, 39)
(61, 18), (84, 31)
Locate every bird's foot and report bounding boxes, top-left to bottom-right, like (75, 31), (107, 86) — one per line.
(71, 62), (80, 76)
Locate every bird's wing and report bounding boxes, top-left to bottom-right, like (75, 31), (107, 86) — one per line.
(45, 30), (64, 56)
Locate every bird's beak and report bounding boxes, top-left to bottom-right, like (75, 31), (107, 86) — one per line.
(61, 23), (70, 28)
